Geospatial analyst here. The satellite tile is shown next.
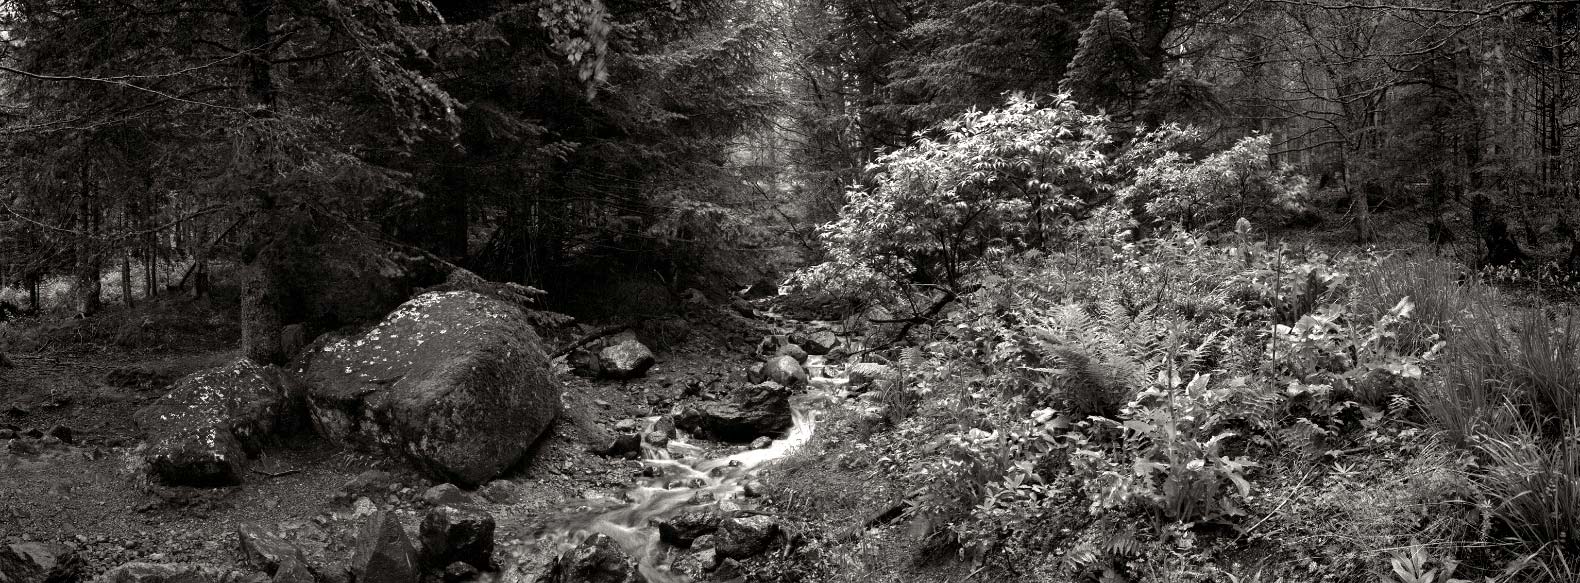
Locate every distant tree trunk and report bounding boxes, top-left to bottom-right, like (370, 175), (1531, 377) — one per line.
(143, 190), (158, 299)
(237, 0), (284, 365)
(75, 254), (101, 316)
(75, 169), (102, 317)
(121, 253), (135, 308)
(192, 260), (210, 299)
(27, 274), (39, 312)
(1343, 150), (1375, 244)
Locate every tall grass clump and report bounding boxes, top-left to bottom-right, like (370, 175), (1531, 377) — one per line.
(1352, 255), (1492, 354)
(1428, 305), (1580, 579)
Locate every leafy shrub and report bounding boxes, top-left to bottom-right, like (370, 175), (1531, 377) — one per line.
(1122, 134), (1311, 229)
(791, 94), (1115, 307)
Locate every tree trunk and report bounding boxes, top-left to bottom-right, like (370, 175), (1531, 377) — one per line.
(1344, 150), (1375, 244)
(27, 275), (39, 313)
(121, 253), (134, 308)
(75, 254), (101, 317)
(237, 0), (284, 365)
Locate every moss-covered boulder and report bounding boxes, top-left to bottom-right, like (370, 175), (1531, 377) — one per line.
(132, 359), (294, 487)
(298, 291), (560, 486)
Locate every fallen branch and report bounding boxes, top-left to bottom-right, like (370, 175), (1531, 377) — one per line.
(250, 468), (302, 478)
(551, 324), (633, 359)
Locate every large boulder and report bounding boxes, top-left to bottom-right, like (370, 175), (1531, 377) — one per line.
(674, 382), (792, 442)
(759, 356), (806, 389)
(299, 291), (560, 486)
(132, 359), (295, 487)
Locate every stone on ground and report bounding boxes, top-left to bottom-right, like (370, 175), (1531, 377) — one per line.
(131, 358), (295, 487)
(418, 506), (495, 570)
(351, 512), (419, 583)
(270, 558), (315, 583)
(442, 562), (479, 583)
(656, 512), (721, 549)
(298, 291), (560, 486)
(96, 562), (269, 583)
(714, 515), (782, 561)
(773, 343), (808, 364)
(0, 541), (83, 583)
(543, 534), (634, 583)
(422, 483), (472, 507)
(237, 523), (306, 576)
(673, 382), (792, 442)
(597, 339), (655, 380)
(759, 356), (806, 389)
(797, 329), (841, 356)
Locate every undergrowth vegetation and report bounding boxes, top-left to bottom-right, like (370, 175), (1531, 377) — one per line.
(795, 96), (1580, 582)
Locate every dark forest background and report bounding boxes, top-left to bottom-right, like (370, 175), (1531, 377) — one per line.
(3, 0), (1576, 353)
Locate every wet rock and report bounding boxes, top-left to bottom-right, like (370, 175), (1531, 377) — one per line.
(597, 339), (655, 380)
(773, 344), (808, 364)
(0, 428), (13, 440)
(749, 436), (772, 450)
(237, 523), (306, 575)
(131, 359), (295, 487)
(350, 512), (419, 583)
(270, 558), (315, 583)
(655, 512), (722, 549)
(673, 382), (791, 442)
(613, 419), (640, 433)
(20, 428), (42, 439)
(847, 363), (897, 390)
(543, 535), (635, 583)
(671, 546), (717, 579)
(418, 506), (494, 570)
(759, 356), (806, 389)
(421, 484), (471, 507)
(650, 416), (676, 438)
(798, 330), (841, 356)
(643, 431), (669, 448)
(745, 362), (766, 384)
(714, 516), (781, 561)
(729, 299), (755, 319)
(97, 562), (269, 583)
(299, 291), (561, 487)
(0, 541), (84, 583)
(592, 433), (641, 459)
(441, 562), (478, 583)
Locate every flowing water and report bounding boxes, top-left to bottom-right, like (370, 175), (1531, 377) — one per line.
(539, 355), (848, 582)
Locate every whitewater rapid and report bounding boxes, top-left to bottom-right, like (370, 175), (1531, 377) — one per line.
(540, 357), (845, 582)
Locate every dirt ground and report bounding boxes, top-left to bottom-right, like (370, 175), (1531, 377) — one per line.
(0, 317), (773, 580)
